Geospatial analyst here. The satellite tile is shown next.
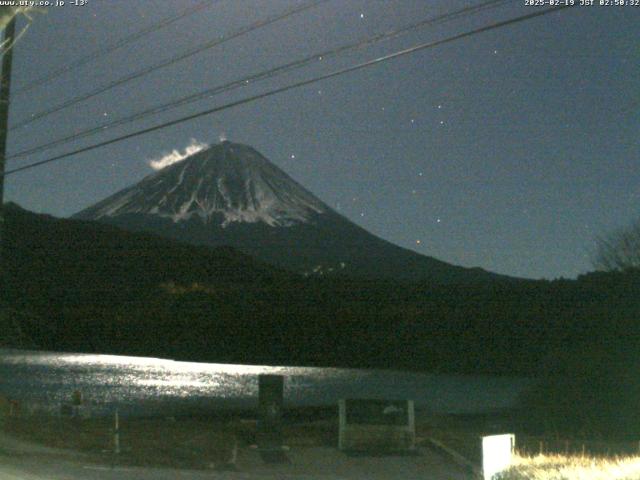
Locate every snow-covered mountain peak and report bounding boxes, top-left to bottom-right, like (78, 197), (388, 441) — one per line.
(74, 142), (328, 227)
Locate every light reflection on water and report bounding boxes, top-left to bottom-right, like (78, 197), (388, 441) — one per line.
(0, 349), (532, 416)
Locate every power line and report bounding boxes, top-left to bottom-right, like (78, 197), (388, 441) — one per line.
(3, 5), (574, 178)
(7, 0), (512, 161)
(10, 0), (328, 130)
(14, 0), (220, 96)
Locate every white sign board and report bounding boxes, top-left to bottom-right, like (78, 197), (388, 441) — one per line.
(482, 434), (515, 480)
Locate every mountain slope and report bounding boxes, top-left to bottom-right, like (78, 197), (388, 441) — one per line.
(74, 141), (505, 283)
(4, 202), (290, 301)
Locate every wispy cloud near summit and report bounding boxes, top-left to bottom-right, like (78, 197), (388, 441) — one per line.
(148, 139), (208, 171)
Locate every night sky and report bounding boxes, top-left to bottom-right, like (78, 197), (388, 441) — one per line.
(4, 0), (638, 280)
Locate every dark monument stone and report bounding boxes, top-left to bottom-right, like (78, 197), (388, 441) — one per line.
(257, 374), (288, 463)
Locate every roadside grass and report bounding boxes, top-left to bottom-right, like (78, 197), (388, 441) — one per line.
(415, 414), (640, 479)
(495, 454), (640, 480)
(2, 415), (237, 469)
(1, 411), (340, 469)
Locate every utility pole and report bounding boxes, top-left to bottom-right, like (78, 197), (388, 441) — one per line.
(0, 17), (16, 305)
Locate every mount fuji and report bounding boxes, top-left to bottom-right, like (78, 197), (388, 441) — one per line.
(73, 141), (501, 283)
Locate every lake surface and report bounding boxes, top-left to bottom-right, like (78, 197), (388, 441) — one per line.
(1, 349), (532, 416)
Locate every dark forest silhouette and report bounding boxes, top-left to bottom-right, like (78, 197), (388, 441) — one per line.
(2, 203), (639, 438)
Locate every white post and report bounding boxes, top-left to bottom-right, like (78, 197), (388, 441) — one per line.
(230, 435), (238, 466)
(407, 400), (416, 450)
(114, 409), (120, 455)
(338, 400), (346, 450)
